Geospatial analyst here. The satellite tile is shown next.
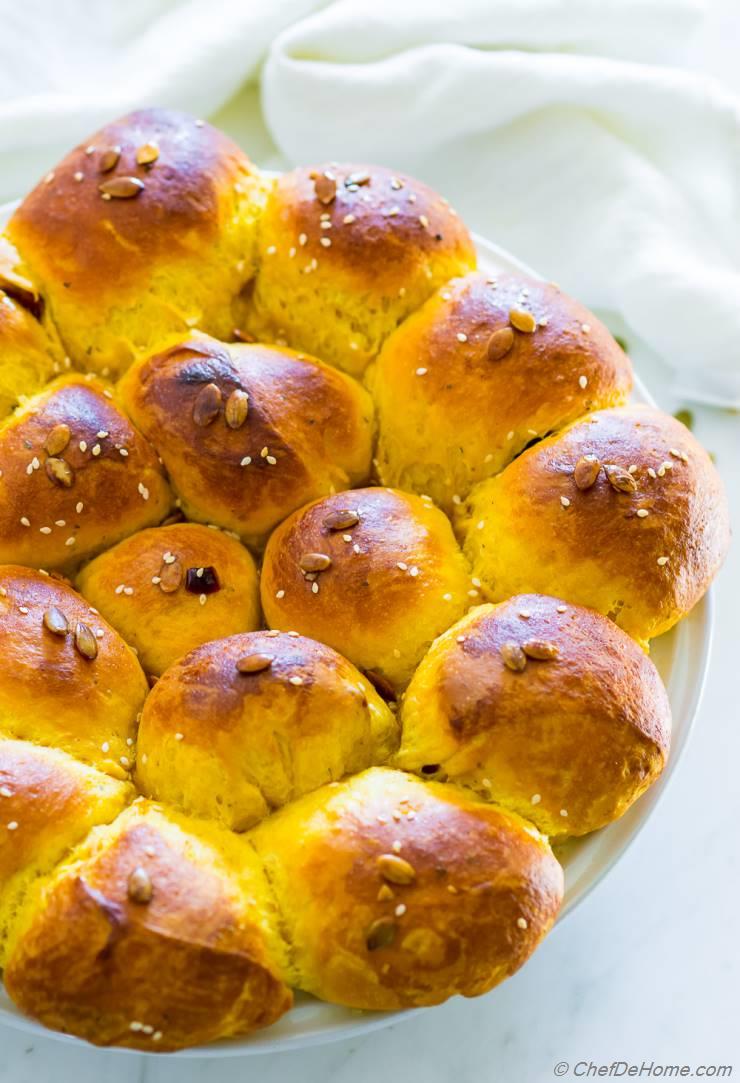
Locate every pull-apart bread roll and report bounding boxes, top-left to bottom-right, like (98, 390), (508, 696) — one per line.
(0, 740), (131, 963)
(369, 272), (633, 510)
(0, 566), (147, 777)
(395, 596), (671, 837)
(459, 406), (730, 643)
(4, 801), (292, 1051)
(7, 108), (269, 378)
(244, 164), (476, 376)
(77, 523), (260, 676)
(261, 487), (476, 690)
(250, 767), (563, 1010)
(137, 632), (398, 831)
(119, 337), (373, 547)
(0, 375), (171, 570)
(0, 237), (64, 417)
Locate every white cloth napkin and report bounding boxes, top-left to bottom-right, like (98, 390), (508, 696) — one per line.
(1, 0), (739, 406)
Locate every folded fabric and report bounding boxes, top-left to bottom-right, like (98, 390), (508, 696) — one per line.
(1, 0), (739, 405)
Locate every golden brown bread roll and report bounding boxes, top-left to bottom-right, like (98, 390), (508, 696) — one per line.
(76, 523), (261, 676)
(261, 487), (476, 689)
(7, 108), (269, 379)
(118, 336), (374, 547)
(4, 801), (292, 1051)
(395, 595), (671, 837)
(0, 566), (147, 778)
(243, 163), (477, 376)
(0, 739), (131, 964)
(458, 406), (730, 643)
(0, 374), (171, 570)
(250, 767), (563, 1010)
(0, 236), (64, 416)
(368, 271), (633, 510)
(137, 632), (398, 830)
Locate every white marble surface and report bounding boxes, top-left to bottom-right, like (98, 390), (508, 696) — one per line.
(2, 9), (740, 1082)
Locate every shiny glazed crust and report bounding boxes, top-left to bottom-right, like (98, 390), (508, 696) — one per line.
(136, 631), (399, 830)
(244, 163), (477, 375)
(369, 271), (633, 510)
(459, 406), (730, 642)
(250, 768), (563, 1009)
(118, 336), (374, 547)
(7, 108), (269, 378)
(0, 375), (171, 570)
(261, 487), (476, 688)
(76, 523), (261, 676)
(395, 595), (671, 836)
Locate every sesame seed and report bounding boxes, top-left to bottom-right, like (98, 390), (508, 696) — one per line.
(7, 821), (18, 830)
(392, 840), (402, 853)
(289, 676), (303, 686)
(266, 245), (277, 255)
(119, 448), (129, 457)
(657, 556), (669, 566)
(560, 808), (568, 817)
(266, 455), (277, 465)
(456, 332), (467, 342)
(578, 375), (588, 389)
(342, 533), (352, 542)
(556, 605), (567, 613)
(415, 367), (427, 376)
(175, 733), (184, 741)
(199, 594), (207, 605)
(240, 456), (252, 466)
(636, 508), (649, 518)
(0, 787), (11, 798)
(79, 441), (87, 452)
(311, 582), (319, 594)
(397, 562), (408, 571)
(39, 527), (52, 535)
(101, 741), (110, 753)
(20, 517), (30, 527)
(648, 468), (657, 479)
(507, 430), (514, 441)
(443, 592), (452, 601)
(456, 635), (466, 644)
(409, 566), (419, 578)
(343, 213), (355, 224)
(628, 464), (638, 473)
(92, 444), (101, 457)
(55, 520), (65, 527)
(517, 917), (528, 929)
(519, 610), (531, 619)
(119, 757), (130, 768)
(18, 606), (28, 614)
(298, 233), (307, 246)
(395, 904), (407, 917)
(531, 793), (541, 805)
(581, 323), (591, 333)
(419, 215), (429, 228)
(560, 496), (570, 507)
(276, 589), (285, 599)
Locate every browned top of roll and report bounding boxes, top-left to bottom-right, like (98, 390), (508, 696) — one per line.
(250, 767), (563, 1010)
(0, 565), (147, 776)
(118, 336), (373, 545)
(460, 405), (731, 641)
(4, 801), (292, 1051)
(0, 374), (171, 570)
(8, 108), (257, 309)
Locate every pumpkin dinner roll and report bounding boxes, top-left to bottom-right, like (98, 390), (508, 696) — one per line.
(4, 801), (292, 1052)
(250, 767), (563, 1010)
(0, 374), (171, 571)
(368, 271), (633, 511)
(137, 632), (398, 831)
(6, 108), (270, 379)
(458, 406), (730, 644)
(261, 488), (475, 690)
(243, 163), (477, 377)
(0, 740), (132, 964)
(119, 336), (374, 547)
(395, 596), (671, 838)
(0, 566), (148, 777)
(0, 236), (65, 417)
(76, 523), (260, 677)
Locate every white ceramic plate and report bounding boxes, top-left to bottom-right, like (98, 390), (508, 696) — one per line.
(0, 211), (713, 1056)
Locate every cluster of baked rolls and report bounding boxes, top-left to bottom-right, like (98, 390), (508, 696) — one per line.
(0, 108), (730, 1052)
